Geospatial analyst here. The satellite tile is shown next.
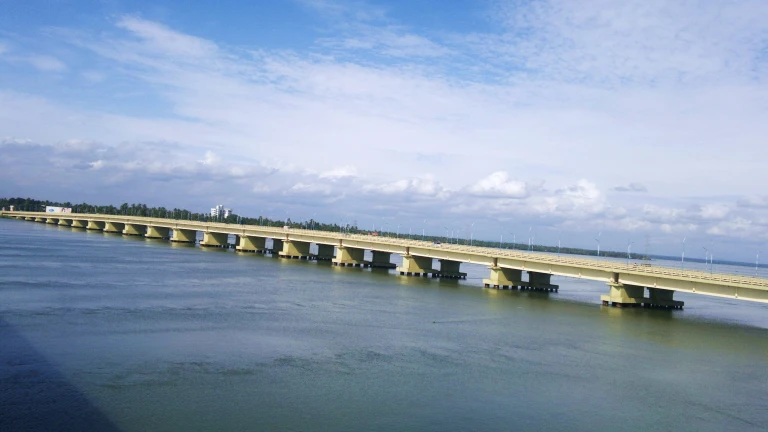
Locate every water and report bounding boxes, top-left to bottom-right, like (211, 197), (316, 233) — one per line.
(1, 218), (767, 432)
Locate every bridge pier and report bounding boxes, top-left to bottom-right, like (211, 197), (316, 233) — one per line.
(333, 246), (368, 267)
(645, 288), (684, 309)
(171, 229), (197, 243)
(438, 259), (466, 279)
(397, 255), (435, 277)
(45, 218), (58, 224)
(146, 226), (170, 239)
(58, 218), (72, 226)
(314, 244), (335, 261)
(26, 217), (36, 221)
(104, 222), (125, 233)
(271, 239), (284, 254)
(34, 217), (45, 222)
(86, 220), (105, 231)
(483, 267), (523, 289)
(71, 219), (87, 228)
(236, 235), (267, 253)
(279, 240), (313, 259)
(527, 271), (559, 292)
(601, 283), (646, 308)
(201, 231), (228, 248)
(370, 251), (396, 269)
(123, 223), (147, 236)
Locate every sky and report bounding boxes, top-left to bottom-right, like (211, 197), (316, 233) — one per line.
(1, 0), (768, 260)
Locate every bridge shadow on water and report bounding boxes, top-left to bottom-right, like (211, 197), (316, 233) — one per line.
(0, 318), (121, 432)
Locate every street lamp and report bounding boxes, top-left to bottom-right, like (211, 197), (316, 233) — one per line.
(702, 246), (709, 272)
(422, 219), (426, 241)
(595, 231), (601, 257)
(470, 222), (475, 246)
(627, 241), (634, 266)
(681, 238), (686, 271)
(756, 250), (761, 277)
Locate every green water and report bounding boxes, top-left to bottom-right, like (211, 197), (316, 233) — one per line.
(1, 219), (767, 431)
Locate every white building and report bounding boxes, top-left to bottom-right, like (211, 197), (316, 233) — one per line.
(210, 205), (232, 218)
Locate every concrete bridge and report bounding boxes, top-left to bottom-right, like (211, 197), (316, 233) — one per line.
(5, 211), (768, 309)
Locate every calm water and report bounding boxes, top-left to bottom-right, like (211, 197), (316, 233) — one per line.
(1, 218), (767, 432)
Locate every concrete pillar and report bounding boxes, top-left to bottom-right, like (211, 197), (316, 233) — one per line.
(483, 267), (523, 289)
(271, 239), (284, 254)
(46, 218), (58, 224)
(601, 283), (646, 307)
(171, 229), (197, 243)
(438, 259), (466, 279)
(35, 217), (45, 222)
(527, 271), (559, 292)
(397, 255), (435, 277)
(280, 240), (312, 259)
(86, 220), (105, 231)
(236, 236), (267, 252)
(201, 232), (228, 248)
(146, 226), (170, 239)
(104, 222), (125, 233)
(314, 244), (335, 260)
(370, 251), (396, 269)
(332, 246), (368, 267)
(123, 223), (147, 236)
(646, 288), (684, 309)
(58, 219), (73, 226)
(71, 219), (87, 228)
(26, 217), (36, 221)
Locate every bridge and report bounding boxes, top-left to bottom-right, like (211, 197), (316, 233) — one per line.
(4, 211), (768, 309)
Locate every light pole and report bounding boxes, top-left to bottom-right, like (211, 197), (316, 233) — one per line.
(422, 219), (426, 241)
(470, 222), (475, 246)
(499, 232), (503, 250)
(311, 212), (317, 230)
(445, 226), (449, 243)
(595, 232), (601, 257)
(756, 250), (761, 277)
(627, 241), (634, 266)
(681, 238), (686, 271)
(528, 227), (534, 252)
(557, 235), (561, 257)
(511, 232), (515, 250)
(702, 246), (709, 272)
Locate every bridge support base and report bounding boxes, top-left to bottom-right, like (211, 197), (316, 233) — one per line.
(201, 232), (229, 248)
(279, 240), (314, 259)
(104, 222), (125, 233)
(333, 246), (369, 267)
(46, 218), (58, 224)
(314, 244), (335, 261)
(527, 271), (559, 292)
(370, 251), (396, 269)
(171, 229), (197, 243)
(71, 219), (87, 228)
(146, 226), (170, 239)
(484, 267), (522, 289)
(438, 259), (466, 279)
(123, 223), (147, 236)
(236, 235), (268, 253)
(58, 219), (72, 226)
(87, 220), (105, 231)
(397, 255), (435, 277)
(601, 284), (682, 309)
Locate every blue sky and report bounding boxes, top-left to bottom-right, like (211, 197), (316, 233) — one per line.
(2, 0), (768, 260)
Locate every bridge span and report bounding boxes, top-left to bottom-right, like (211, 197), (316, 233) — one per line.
(5, 211), (768, 309)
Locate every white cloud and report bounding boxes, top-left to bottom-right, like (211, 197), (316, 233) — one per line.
(467, 171), (528, 198)
(26, 55), (66, 72)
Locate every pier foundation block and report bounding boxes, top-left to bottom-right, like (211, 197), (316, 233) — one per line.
(370, 251), (396, 269)
(483, 267), (523, 289)
(280, 240), (313, 259)
(86, 220), (105, 231)
(526, 271), (559, 292)
(104, 222), (125, 233)
(71, 219), (87, 228)
(123, 223), (147, 236)
(45, 218), (58, 224)
(314, 244), (335, 261)
(438, 259), (467, 279)
(333, 246), (368, 267)
(146, 226), (170, 239)
(397, 255), (435, 277)
(236, 235), (267, 253)
(201, 232), (229, 248)
(171, 229), (197, 243)
(58, 219), (72, 226)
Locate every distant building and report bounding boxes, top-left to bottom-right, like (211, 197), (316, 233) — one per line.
(210, 205), (232, 218)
